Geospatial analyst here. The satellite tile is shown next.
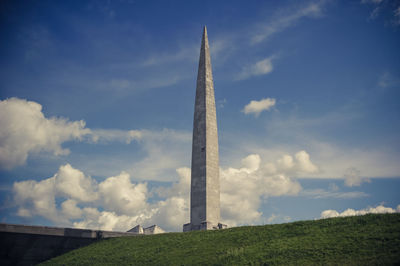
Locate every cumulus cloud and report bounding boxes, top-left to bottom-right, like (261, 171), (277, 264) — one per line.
(295, 151), (319, 173)
(217, 151), (319, 226)
(237, 56), (276, 80)
(56, 164), (98, 202)
(13, 164), (189, 231)
(13, 177), (58, 221)
(13, 164), (98, 223)
(344, 167), (370, 187)
(320, 204), (399, 219)
(0, 98), (91, 169)
(272, 150), (318, 176)
(242, 98), (276, 116)
(61, 199), (83, 219)
(98, 172), (148, 215)
(73, 208), (142, 231)
(219, 153), (304, 226)
(150, 196), (188, 231)
(12, 150), (317, 231)
(0, 97), (152, 170)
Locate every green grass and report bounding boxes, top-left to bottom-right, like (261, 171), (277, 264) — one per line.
(41, 213), (400, 265)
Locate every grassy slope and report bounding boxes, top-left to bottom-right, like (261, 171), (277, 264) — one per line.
(41, 214), (400, 265)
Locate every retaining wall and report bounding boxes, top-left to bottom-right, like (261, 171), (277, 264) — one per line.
(0, 223), (137, 265)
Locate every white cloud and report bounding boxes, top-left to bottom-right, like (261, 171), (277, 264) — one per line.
(344, 167), (370, 187)
(378, 72), (391, 88)
(12, 150), (315, 231)
(266, 214), (278, 223)
(145, 167), (190, 231)
(70, 166), (192, 232)
(369, 6), (382, 19)
(142, 45), (198, 66)
(61, 199), (83, 219)
(277, 154), (294, 170)
(301, 189), (368, 199)
(155, 167), (190, 199)
(242, 98), (276, 116)
(129, 129), (191, 181)
(250, 109), (400, 179)
(377, 72), (399, 89)
(251, 2), (326, 44)
(0, 98), (91, 169)
(13, 164), (98, 223)
(98, 172), (148, 215)
(320, 204), (399, 219)
(55, 164), (98, 202)
(311, 142), (400, 180)
(13, 163), (188, 231)
(361, 0), (384, 5)
(295, 150), (319, 173)
(73, 208), (142, 231)
(395, 6), (400, 25)
(265, 213), (291, 224)
(237, 56), (275, 80)
(241, 154), (262, 172)
(13, 177), (58, 221)
(91, 129), (142, 144)
(361, 0), (400, 26)
(272, 151), (318, 176)
(0, 97), (184, 172)
(220, 153), (304, 226)
(150, 196), (188, 231)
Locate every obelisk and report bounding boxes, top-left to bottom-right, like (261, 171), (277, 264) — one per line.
(183, 27), (225, 231)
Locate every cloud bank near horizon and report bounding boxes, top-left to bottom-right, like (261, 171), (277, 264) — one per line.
(13, 156), (398, 232)
(12, 150), (322, 231)
(320, 204), (400, 219)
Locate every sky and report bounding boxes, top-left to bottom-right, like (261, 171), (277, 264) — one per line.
(0, 0), (399, 232)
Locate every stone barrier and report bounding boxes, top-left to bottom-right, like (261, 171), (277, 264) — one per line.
(0, 223), (138, 265)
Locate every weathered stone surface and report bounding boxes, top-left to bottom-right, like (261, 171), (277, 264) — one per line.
(128, 224), (144, 234)
(143, 225), (165, 235)
(184, 27), (223, 231)
(128, 224), (165, 235)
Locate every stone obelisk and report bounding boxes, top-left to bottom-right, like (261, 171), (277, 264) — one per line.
(183, 27), (225, 232)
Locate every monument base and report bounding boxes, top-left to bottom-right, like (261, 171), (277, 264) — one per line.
(183, 221), (227, 232)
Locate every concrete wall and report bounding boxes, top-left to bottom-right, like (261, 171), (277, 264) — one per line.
(0, 223), (137, 266)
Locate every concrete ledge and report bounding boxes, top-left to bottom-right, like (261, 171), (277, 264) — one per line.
(0, 223), (140, 265)
(0, 223), (138, 239)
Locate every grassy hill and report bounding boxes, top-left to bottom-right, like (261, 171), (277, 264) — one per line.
(41, 213), (400, 265)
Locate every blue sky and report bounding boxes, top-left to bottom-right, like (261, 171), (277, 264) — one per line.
(0, 0), (399, 232)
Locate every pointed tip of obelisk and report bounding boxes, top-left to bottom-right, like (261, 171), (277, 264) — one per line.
(202, 26), (207, 38)
(201, 26), (208, 52)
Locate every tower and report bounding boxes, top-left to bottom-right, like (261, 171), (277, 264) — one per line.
(183, 27), (226, 231)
